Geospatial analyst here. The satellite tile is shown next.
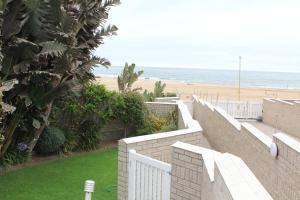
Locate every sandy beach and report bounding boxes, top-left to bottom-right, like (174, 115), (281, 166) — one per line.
(95, 76), (300, 102)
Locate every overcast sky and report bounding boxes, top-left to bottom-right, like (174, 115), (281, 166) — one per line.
(96, 0), (300, 72)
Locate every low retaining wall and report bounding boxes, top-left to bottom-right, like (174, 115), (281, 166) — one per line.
(118, 100), (210, 200)
(263, 98), (300, 139)
(193, 96), (300, 200)
(171, 142), (273, 200)
(146, 102), (177, 118)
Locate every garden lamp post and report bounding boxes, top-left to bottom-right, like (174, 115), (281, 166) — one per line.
(84, 180), (95, 200)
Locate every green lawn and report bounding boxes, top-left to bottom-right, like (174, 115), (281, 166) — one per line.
(0, 147), (118, 200)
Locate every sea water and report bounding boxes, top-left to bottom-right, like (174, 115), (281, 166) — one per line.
(93, 66), (300, 89)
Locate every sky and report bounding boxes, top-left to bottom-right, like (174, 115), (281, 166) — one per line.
(95, 0), (300, 72)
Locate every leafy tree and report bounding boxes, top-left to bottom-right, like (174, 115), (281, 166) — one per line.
(118, 63), (143, 92)
(0, 0), (120, 157)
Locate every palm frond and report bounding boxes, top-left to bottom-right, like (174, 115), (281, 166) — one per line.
(38, 41), (67, 57)
(2, 0), (28, 40)
(102, 0), (121, 7)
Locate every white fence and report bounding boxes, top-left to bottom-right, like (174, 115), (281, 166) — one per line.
(212, 101), (263, 119)
(128, 150), (171, 200)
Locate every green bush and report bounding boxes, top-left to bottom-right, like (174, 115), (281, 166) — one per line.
(0, 149), (27, 168)
(119, 92), (148, 137)
(60, 130), (78, 153)
(135, 110), (178, 136)
(165, 92), (177, 97)
(51, 84), (178, 152)
(36, 127), (65, 155)
(52, 84), (124, 151)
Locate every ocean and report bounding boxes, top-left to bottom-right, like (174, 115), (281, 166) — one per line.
(93, 66), (300, 89)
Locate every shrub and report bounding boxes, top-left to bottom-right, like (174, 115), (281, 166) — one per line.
(165, 92), (177, 97)
(60, 130), (78, 153)
(136, 110), (178, 136)
(119, 92), (147, 137)
(52, 84), (124, 150)
(36, 127), (65, 155)
(0, 148), (28, 168)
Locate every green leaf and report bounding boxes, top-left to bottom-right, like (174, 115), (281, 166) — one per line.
(38, 41), (67, 57)
(2, 0), (28, 40)
(32, 118), (41, 129)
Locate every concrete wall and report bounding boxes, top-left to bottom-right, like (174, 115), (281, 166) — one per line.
(193, 96), (300, 200)
(263, 98), (300, 139)
(171, 142), (273, 200)
(118, 100), (210, 200)
(101, 120), (124, 142)
(146, 102), (177, 118)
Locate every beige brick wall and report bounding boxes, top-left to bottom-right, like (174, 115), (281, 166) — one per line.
(118, 129), (207, 200)
(171, 142), (273, 200)
(146, 102), (177, 118)
(171, 145), (202, 200)
(193, 97), (300, 200)
(263, 98), (300, 139)
(118, 99), (210, 200)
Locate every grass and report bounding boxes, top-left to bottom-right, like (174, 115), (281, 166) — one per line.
(0, 147), (118, 200)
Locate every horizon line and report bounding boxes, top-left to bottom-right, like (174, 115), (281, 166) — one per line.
(106, 65), (300, 74)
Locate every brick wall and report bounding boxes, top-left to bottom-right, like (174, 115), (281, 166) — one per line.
(171, 142), (273, 200)
(193, 96), (300, 200)
(118, 100), (210, 200)
(146, 102), (177, 118)
(263, 98), (300, 139)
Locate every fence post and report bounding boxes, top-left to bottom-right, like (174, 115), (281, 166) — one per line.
(84, 180), (95, 200)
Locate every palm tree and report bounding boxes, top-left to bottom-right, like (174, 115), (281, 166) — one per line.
(0, 0), (120, 157)
(118, 63), (144, 92)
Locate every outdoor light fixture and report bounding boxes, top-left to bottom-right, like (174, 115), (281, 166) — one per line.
(270, 143), (278, 158)
(84, 180), (95, 200)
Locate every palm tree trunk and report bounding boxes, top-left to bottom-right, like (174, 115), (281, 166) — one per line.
(27, 101), (54, 155)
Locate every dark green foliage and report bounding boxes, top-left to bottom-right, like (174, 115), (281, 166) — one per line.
(60, 130), (78, 153)
(53, 84), (124, 150)
(119, 92), (147, 137)
(0, 149), (27, 168)
(0, 0), (120, 158)
(35, 127), (65, 155)
(165, 92), (177, 97)
(50, 84), (178, 152)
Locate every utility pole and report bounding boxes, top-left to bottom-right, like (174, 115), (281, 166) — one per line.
(238, 56), (241, 101)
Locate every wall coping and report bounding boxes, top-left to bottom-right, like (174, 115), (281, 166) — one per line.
(276, 99), (294, 105)
(122, 100), (203, 144)
(215, 153), (273, 200)
(263, 98), (276, 103)
(274, 132), (300, 154)
(122, 128), (200, 144)
(145, 102), (177, 105)
(173, 142), (273, 200)
(241, 123), (273, 148)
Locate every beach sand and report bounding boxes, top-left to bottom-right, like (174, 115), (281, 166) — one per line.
(95, 76), (300, 102)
